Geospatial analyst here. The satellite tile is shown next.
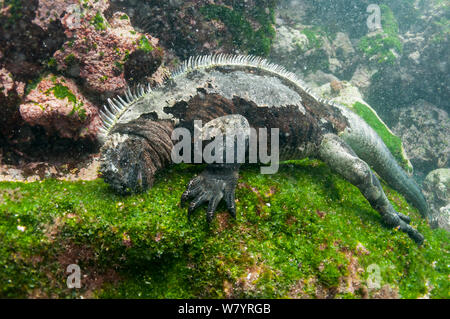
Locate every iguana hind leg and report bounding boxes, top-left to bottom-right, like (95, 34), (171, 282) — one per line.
(317, 133), (424, 244)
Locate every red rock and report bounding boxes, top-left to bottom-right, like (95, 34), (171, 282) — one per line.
(54, 8), (164, 97)
(32, 0), (79, 31)
(19, 74), (101, 140)
(0, 68), (25, 96)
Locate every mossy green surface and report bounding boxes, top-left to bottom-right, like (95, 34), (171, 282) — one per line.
(351, 102), (410, 171)
(90, 11), (108, 31)
(0, 160), (448, 298)
(137, 36), (154, 53)
(301, 28), (324, 49)
(200, 4), (276, 56)
(44, 79), (87, 122)
(358, 4), (403, 65)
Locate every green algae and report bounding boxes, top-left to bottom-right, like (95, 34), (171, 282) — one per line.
(137, 36), (154, 53)
(90, 11), (107, 31)
(351, 102), (411, 171)
(45, 80), (87, 122)
(358, 4), (403, 65)
(200, 4), (276, 56)
(301, 28), (324, 49)
(0, 160), (447, 298)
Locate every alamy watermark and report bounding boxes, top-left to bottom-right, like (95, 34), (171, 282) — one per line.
(367, 4), (382, 32)
(171, 118), (280, 174)
(66, 264), (81, 289)
(366, 263), (381, 289)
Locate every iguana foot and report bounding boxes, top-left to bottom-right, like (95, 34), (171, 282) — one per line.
(318, 133), (424, 245)
(397, 212), (411, 224)
(383, 212), (424, 245)
(181, 164), (239, 222)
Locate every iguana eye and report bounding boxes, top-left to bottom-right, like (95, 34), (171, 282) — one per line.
(119, 157), (129, 168)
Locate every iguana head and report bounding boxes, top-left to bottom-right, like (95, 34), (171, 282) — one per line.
(99, 117), (175, 194)
(99, 133), (150, 194)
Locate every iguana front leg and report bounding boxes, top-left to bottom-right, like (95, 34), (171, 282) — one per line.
(181, 163), (239, 221)
(318, 133), (424, 244)
(180, 114), (250, 221)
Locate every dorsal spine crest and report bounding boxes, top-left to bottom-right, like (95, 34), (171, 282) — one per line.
(98, 54), (339, 141)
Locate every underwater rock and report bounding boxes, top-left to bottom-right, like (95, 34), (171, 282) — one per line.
(53, 4), (164, 97)
(274, 1), (448, 115)
(330, 79), (344, 93)
(364, 2), (449, 114)
(19, 74), (101, 140)
(0, 67), (25, 139)
(304, 70), (339, 88)
(108, 0), (229, 58)
(32, 0), (78, 31)
(423, 168), (450, 231)
(270, 23), (331, 77)
(271, 11), (357, 86)
(350, 64), (377, 94)
(0, 68), (25, 97)
(392, 100), (450, 175)
(271, 25), (309, 59)
(332, 32), (355, 58)
(270, 23), (350, 85)
(123, 44), (164, 86)
(276, 0), (310, 25)
(109, 0), (278, 59)
(0, 0), (66, 80)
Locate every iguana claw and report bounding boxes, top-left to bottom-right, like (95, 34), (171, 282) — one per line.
(397, 212), (411, 224)
(181, 165), (239, 222)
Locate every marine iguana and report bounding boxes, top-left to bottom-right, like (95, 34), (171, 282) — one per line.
(98, 54), (428, 244)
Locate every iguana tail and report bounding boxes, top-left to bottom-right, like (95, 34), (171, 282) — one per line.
(336, 105), (430, 219)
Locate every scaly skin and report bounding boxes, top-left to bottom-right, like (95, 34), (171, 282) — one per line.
(98, 55), (428, 244)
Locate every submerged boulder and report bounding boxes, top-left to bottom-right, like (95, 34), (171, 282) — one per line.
(392, 100), (449, 176)
(423, 168), (450, 231)
(20, 74), (101, 140)
(0, 67), (25, 139)
(53, 5), (164, 98)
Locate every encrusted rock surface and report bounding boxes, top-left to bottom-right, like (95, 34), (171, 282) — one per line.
(423, 168), (450, 231)
(20, 74), (101, 140)
(54, 5), (164, 97)
(0, 0), (67, 79)
(31, 0), (78, 31)
(392, 100), (449, 175)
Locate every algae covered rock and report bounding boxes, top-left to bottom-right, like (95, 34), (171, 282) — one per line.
(423, 168), (450, 231)
(19, 74), (101, 140)
(392, 100), (450, 176)
(109, 0), (278, 59)
(0, 161), (448, 299)
(53, 3), (164, 97)
(272, 1), (359, 84)
(0, 0), (67, 79)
